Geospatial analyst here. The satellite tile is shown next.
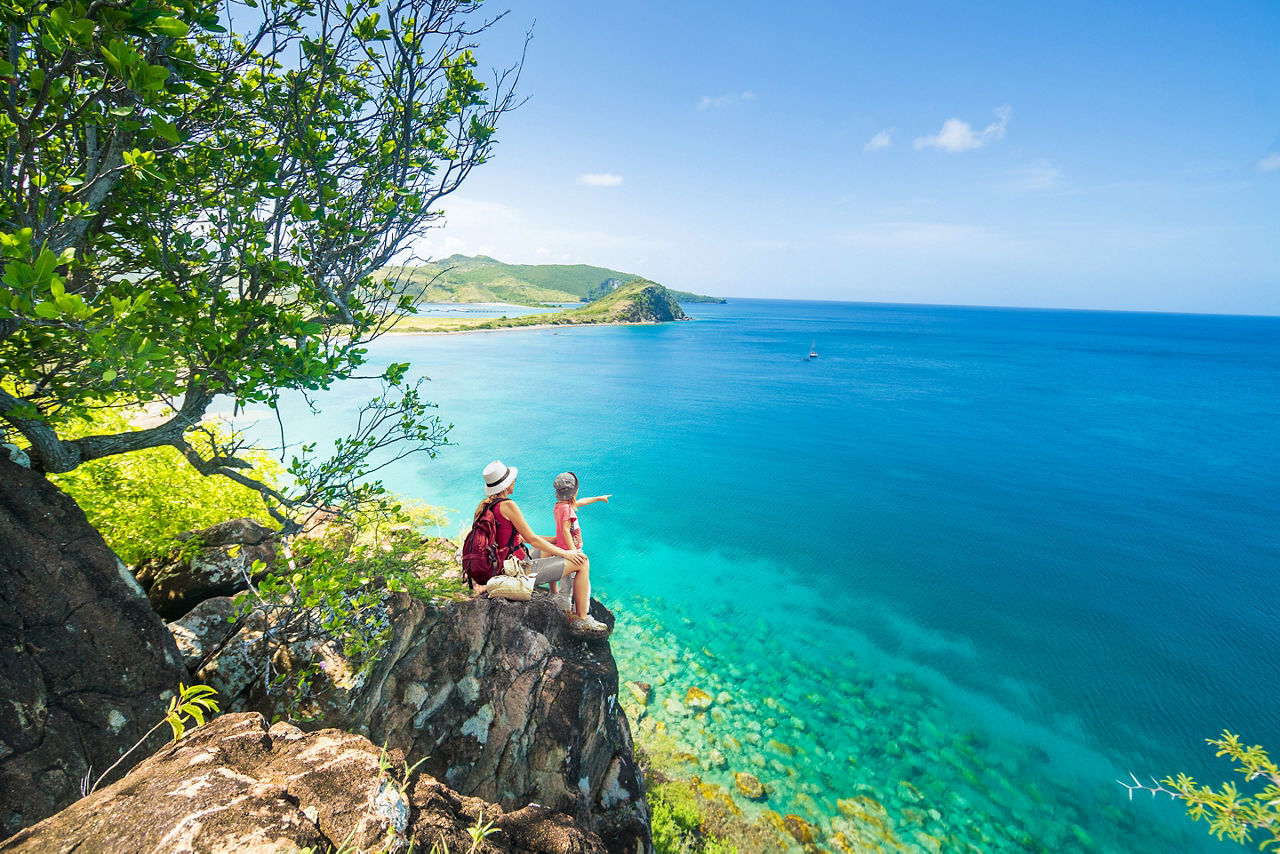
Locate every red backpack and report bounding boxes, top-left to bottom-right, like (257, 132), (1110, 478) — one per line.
(462, 498), (525, 586)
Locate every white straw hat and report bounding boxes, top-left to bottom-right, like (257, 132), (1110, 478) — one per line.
(483, 460), (518, 496)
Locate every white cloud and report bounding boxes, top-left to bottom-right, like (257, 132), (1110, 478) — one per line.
(1006, 160), (1063, 192)
(577, 173), (623, 187)
(1258, 152), (1280, 172)
(915, 105), (1011, 153)
(697, 91), (757, 111)
(864, 129), (895, 151)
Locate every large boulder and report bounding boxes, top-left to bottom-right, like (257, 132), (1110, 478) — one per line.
(134, 517), (276, 620)
(167, 595), (242, 674)
(0, 456), (188, 836)
(0, 711), (607, 853)
(196, 590), (653, 853)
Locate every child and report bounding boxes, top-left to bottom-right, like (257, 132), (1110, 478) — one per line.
(549, 471), (610, 614)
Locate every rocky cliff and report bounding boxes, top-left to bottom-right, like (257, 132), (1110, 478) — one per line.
(0, 457), (188, 836)
(194, 590), (653, 853)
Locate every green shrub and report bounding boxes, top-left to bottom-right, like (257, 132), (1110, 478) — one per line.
(654, 781), (702, 832)
(50, 409), (283, 564)
(647, 780), (736, 854)
(650, 797), (690, 854)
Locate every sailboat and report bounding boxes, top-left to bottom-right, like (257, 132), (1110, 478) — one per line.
(808, 339), (818, 359)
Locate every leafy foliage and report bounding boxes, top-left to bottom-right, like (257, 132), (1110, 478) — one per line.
(164, 683), (220, 740)
(50, 408), (282, 563)
(1124, 732), (1280, 850)
(0, 0), (517, 529)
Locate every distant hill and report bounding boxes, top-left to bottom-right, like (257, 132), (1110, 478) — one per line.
(470, 280), (688, 329)
(377, 255), (725, 305)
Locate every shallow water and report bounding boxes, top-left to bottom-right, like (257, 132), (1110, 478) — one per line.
(241, 300), (1280, 852)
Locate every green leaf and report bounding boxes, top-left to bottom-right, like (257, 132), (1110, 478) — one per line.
(149, 17), (190, 38)
(151, 115), (179, 144)
(100, 42), (124, 77)
(33, 249), (57, 281)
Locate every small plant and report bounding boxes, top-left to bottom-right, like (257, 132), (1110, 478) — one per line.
(465, 809), (500, 853)
(163, 683), (221, 740)
(378, 743), (428, 798)
(1121, 731), (1280, 850)
(81, 683), (219, 796)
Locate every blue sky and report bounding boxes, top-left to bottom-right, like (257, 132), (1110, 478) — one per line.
(412, 1), (1280, 314)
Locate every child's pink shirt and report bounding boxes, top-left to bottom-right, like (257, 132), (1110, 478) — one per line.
(554, 501), (582, 550)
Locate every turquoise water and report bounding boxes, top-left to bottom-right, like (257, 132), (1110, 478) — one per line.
(242, 300), (1279, 852)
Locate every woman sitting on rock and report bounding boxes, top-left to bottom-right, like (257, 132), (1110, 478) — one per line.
(473, 460), (608, 633)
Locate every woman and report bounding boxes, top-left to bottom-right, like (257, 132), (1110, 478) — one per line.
(474, 460), (608, 632)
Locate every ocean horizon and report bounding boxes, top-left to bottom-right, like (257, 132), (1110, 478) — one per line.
(240, 297), (1280, 852)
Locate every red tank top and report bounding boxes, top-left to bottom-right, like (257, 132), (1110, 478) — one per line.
(492, 499), (526, 558)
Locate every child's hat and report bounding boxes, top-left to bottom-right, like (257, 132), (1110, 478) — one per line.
(553, 471), (578, 501)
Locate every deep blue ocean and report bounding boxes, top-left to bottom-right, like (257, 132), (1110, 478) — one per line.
(242, 299), (1280, 852)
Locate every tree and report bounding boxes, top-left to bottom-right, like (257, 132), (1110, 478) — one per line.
(0, 0), (519, 527)
(1121, 732), (1280, 850)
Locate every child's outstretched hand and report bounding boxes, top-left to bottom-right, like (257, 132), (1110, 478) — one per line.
(601, 494), (611, 503)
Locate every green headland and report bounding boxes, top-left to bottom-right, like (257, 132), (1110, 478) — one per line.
(378, 254), (725, 307)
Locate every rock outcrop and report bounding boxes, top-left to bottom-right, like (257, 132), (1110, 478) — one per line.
(134, 517), (276, 621)
(168, 595), (242, 674)
(0, 711), (606, 853)
(0, 457), (188, 836)
(195, 589), (653, 853)
(604, 282), (688, 323)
